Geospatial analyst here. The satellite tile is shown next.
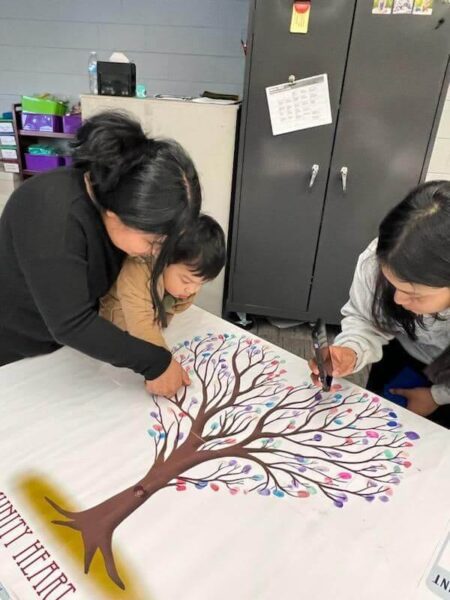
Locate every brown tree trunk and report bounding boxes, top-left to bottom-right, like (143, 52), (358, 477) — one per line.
(47, 434), (236, 589)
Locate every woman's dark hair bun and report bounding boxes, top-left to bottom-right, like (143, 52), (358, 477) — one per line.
(72, 111), (151, 192)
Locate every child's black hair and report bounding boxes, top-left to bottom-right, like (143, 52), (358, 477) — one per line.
(157, 214), (226, 326)
(169, 214), (226, 279)
(372, 180), (450, 340)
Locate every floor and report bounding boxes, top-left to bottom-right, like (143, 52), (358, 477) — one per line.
(242, 315), (370, 389)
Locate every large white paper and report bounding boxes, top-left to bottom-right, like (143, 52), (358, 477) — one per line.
(266, 74), (332, 136)
(0, 307), (448, 600)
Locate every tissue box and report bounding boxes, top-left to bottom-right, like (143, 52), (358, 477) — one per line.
(22, 113), (62, 132)
(25, 154), (63, 172)
(62, 114), (81, 134)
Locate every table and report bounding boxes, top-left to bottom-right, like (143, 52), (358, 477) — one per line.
(0, 307), (449, 600)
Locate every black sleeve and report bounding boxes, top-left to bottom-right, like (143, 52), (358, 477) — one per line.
(18, 214), (172, 380)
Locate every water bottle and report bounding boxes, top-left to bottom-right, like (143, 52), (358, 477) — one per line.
(88, 51), (98, 95)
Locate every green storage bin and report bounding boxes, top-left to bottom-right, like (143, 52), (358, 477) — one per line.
(21, 95), (69, 116)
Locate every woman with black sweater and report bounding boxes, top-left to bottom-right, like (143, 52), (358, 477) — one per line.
(0, 111), (201, 397)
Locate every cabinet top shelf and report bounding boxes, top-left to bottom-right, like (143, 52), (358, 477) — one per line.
(19, 130), (76, 139)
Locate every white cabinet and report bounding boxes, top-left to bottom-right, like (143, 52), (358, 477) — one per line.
(0, 172), (20, 216)
(80, 94), (239, 316)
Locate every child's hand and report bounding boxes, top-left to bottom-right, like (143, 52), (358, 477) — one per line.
(390, 387), (439, 417)
(308, 346), (357, 386)
(145, 358), (190, 397)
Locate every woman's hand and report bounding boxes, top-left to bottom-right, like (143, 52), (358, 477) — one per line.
(308, 346), (357, 386)
(390, 387), (439, 417)
(145, 359), (191, 397)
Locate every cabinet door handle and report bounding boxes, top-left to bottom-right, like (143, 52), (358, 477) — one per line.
(309, 164), (319, 188)
(340, 166), (348, 192)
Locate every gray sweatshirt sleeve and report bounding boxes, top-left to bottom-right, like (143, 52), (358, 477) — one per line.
(426, 348), (450, 405)
(334, 241), (450, 405)
(333, 240), (394, 372)
(431, 385), (450, 405)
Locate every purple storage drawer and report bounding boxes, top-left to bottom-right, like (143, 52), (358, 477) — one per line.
(62, 114), (81, 134)
(25, 154), (63, 172)
(22, 112), (62, 132)
(63, 156), (73, 166)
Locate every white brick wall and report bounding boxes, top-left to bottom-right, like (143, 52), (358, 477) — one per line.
(426, 85), (450, 182)
(0, 0), (249, 112)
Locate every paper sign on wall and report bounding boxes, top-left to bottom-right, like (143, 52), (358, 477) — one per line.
(393, 0), (414, 13)
(372, 0), (394, 13)
(266, 74), (332, 136)
(413, 0), (433, 14)
(290, 2), (311, 33)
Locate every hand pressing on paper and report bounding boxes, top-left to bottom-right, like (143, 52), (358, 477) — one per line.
(391, 387), (439, 417)
(145, 358), (191, 397)
(308, 346), (357, 387)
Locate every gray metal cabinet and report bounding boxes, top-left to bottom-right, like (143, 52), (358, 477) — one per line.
(227, 0), (449, 323)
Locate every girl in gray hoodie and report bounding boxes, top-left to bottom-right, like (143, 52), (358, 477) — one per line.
(310, 181), (449, 427)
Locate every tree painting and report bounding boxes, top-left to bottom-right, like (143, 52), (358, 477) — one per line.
(46, 333), (420, 589)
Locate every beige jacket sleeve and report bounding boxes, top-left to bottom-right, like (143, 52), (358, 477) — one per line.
(100, 257), (169, 349)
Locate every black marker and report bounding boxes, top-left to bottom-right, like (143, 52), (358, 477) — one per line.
(311, 319), (333, 392)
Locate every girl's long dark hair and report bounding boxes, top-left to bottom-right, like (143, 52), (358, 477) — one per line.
(372, 180), (450, 340)
(72, 111), (202, 323)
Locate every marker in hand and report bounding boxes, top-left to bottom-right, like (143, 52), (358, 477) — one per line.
(311, 319), (333, 391)
(309, 346), (357, 387)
